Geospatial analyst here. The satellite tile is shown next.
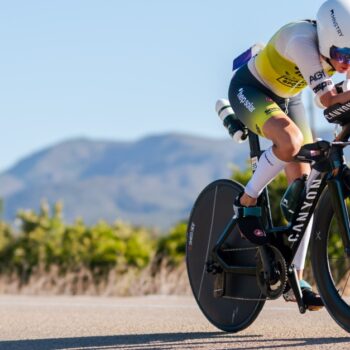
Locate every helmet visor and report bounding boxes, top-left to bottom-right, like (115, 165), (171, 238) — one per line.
(330, 46), (350, 64)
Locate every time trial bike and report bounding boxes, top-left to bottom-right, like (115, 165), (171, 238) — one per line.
(186, 99), (350, 333)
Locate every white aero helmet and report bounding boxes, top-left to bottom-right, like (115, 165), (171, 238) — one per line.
(317, 0), (350, 59)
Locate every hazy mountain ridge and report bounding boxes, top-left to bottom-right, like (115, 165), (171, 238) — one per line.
(0, 134), (252, 229)
(0, 130), (335, 230)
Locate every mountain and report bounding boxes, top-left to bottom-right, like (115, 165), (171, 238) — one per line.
(0, 133), (255, 230)
(0, 129), (338, 230)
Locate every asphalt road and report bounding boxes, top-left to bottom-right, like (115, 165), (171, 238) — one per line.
(0, 295), (349, 350)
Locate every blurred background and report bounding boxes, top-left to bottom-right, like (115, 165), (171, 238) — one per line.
(0, 0), (341, 295)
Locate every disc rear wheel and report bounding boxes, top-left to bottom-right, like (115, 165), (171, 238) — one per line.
(186, 179), (265, 332)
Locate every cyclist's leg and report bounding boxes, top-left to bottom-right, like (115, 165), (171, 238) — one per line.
(229, 71), (303, 207)
(228, 71), (290, 243)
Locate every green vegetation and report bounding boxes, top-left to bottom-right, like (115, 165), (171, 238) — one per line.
(0, 203), (157, 282)
(0, 166), (288, 284)
(0, 201), (183, 285)
(155, 221), (187, 266)
(0, 166), (346, 293)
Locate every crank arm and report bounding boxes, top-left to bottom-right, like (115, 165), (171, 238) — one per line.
(288, 266), (306, 314)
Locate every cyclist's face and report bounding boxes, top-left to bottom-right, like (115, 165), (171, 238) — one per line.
(330, 58), (350, 73)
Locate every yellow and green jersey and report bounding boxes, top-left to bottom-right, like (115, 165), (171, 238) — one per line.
(248, 21), (335, 99)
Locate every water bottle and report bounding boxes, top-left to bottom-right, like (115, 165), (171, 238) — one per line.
(215, 99), (248, 143)
(280, 175), (307, 222)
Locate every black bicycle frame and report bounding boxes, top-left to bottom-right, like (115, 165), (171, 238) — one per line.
(212, 128), (350, 275)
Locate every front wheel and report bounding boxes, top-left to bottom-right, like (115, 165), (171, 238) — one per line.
(186, 179), (265, 333)
(311, 188), (350, 332)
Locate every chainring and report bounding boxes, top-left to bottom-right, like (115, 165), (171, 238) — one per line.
(256, 244), (287, 300)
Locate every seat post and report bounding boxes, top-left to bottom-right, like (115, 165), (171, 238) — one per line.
(248, 130), (263, 169)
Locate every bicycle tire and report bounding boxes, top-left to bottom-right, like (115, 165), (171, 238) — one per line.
(186, 179), (265, 332)
(311, 188), (350, 333)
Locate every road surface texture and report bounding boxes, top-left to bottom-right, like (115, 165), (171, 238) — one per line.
(0, 295), (349, 350)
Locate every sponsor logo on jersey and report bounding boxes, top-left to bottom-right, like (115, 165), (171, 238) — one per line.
(330, 9), (344, 37)
(313, 80), (333, 94)
(294, 66), (303, 79)
(276, 76), (307, 89)
(237, 88), (255, 112)
(277, 72), (307, 89)
(277, 66), (307, 89)
(265, 107), (280, 116)
(310, 71), (326, 84)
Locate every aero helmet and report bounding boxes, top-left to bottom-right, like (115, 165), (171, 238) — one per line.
(317, 0), (350, 59)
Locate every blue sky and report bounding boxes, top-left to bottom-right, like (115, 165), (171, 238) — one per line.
(0, 0), (334, 171)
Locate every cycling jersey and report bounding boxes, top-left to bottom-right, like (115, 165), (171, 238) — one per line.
(229, 65), (314, 144)
(248, 21), (335, 99)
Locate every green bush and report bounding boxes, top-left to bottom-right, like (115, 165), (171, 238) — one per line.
(0, 221), (15, 272)
(5, 202), (156, 279)
(156, 221), (187, 266)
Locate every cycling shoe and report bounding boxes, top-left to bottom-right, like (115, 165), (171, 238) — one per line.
(233, 193), (268, 245)
(283, 280), (324, 311)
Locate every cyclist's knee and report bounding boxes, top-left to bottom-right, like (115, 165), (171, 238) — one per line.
(263, 118), (304, 161)
(287, 129), (304, 153)
(273, 129), (303, 161)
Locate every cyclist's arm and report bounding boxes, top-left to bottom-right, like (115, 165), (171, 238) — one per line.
(285, 35), (337, 107)
(320, 89), (350, 108)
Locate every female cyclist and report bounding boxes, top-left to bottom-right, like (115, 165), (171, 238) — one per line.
(228, 0), (350, 310)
